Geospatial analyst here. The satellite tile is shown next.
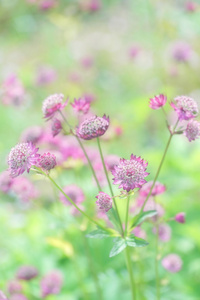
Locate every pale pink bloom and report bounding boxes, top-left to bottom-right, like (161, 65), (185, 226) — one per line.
(83, 93), (96, 103)
(51, 118), (62, 137)
(185, 1), (198, 12)
(153, 224), (171, 242)
(71, 97), (90, 114)
(80, 57), (94, 68)
(162, 254), (182, 273)
(8, 143), (40, 178)
(21, 126), (43, 144)
(175, 212), (185, 223)
(80, 0), (101, 12)
(59, 184), (85, 206)
(184, 119), (200, 141)
(36, 66), (57, 85)
(7, 280), (22, 295)
(40, 271), (63, 298)
(42, 94), (67, 120)
(2, 74), (25, 106)
(171, 96), (198, 120)
(149, 94), (167, 110)
(143, 199), (165, 218)
(112, 154), (149, 192)
(139, 181), (166, 197)
(132, 226), (147, 239)
(128, 46), (140, 59)
(16, 265), (38, 281)
(12, 177), (38, 202)
(96, 192), (112, 212)
(171, 41), (192, 62)
(59, 136), (84, 161)
(38, 152), (56, 171)
(76, 115), (109, 140)
(114, 126), (123, 136)
(0, 171), (14, 193)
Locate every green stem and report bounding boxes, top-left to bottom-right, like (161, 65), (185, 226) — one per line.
(125, 247), (136, 300)
(155, 222), (160, 300)
(125, 196), (130, 237)
(97, 137), (124, 236)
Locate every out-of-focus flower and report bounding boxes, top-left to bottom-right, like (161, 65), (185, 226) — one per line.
(1, 74), (26, 106)
(0, 171), (14, 193)
(8, 143), (40, 178)
(12, 177), (38, 202)
(76, 115), (109, 140)
(171, 96), (198, 120)
(105, 154), (120, 172)
(185, 1), (198, 12)
(80, 57), (94, 68)
(7, 280), (22, 295)
(132, 226), (147, 239)
(39, 0), (56, 11)
(59, 184), (85, 206)
(112, 154), (149, 192)
(36, 66), (57, 85)
(10, 294), (28, 300)
(0, 291), (8, 300)
(175, 212), (185, 223)
(171, 41), (192, 62)
(71, 98), (90, 114)
(51, 118), (62, 137)
(80, 0), (101, 12)
(149, 94), (167, 110)
(96, 192), (112, 212)
(139, 181), (166, 197)
(184, 119), (200, 142)
(16, 265), (38, 281)
(42, 94), (67, 120)
(40, 271), (63, 298)
(21, 126), (43, 144)
(128, 45), (140, 59)
(162, 254), (183, 273)
(38, 152), (56, 171)
(83, 93), (96, 103)
(153, 224), (171, 242)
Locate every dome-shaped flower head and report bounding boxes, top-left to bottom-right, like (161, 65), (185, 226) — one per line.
(40, 271), (63, 298)
(59, 184), (85, 206)
(162, 254), (182, 273)
(76, 115), (109, 140)
(10, 294), (28, 300)
(71, 97), (90, 114)
(171, 96), (198, 120)
(0, 291), (8, 300)
(112, 154), (149, 192)
(96, 192), (112, 212)
(7, 280), (22, 295)
(175, 212), (185, 223)
(8, 143), (40, 178)
(184, 119), (200, 142)
(149, 94), (167, 110)
(51, 118), (62, 137)
(42, 93), (67, 120)
(139, 181), (166, 197)
(16, 265), (38, 281)
(38, 152), (56, 171)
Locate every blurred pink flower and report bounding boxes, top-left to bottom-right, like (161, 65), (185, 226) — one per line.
(7, 280), (22, 295)
(0, 171), (14, 193)
(42, 94), (68, 120)
(184, 119), (200, 142)
(185, 1), (198, 12)
(36, 66), (57, 85)
(171, 41), (192, 62)
(80, 56), (94, 68)
(38, 152), (57, 171)
(16, 265), (38, 281)
(0, 291), (8, 300)
(105, 154), (120, 172)
(10, 294), (28, 300)
(162, 254), (182, 273)
(153, 224), (171, 242)
(40, 271), (63, 298)
(21, 126), (43, 144)
(2, 74), (25, 106)
(76, 115), (109, 140)
(96, 192), (112, 212)
(132, 226), (147, 239)
(80, 0), (101, 12)
(149, 94), (167, 110)
(139, 181), (166, 197)
(51, 118), (62, 137)
(128, 46), (140, 59)
(39, 0), (56, 11)
(71, 97), (90, 114)
(12, 177), (38, 202)
(59, 184), (85, 206)
(175, 212), (185, 223)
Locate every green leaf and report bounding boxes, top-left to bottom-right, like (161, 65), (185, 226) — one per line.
(109, 238), (127, 257)
(126, 234), (149, 247)
(106, 208), (120, 230)
(130, 210), (157, 229)
(86, 227), (119, 239)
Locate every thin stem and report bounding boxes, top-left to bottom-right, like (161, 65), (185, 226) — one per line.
(125, 247), (136, 300)
(155, 222), (160, 300)
(97, 137), (124, 236)
(125, 196), (130, 237)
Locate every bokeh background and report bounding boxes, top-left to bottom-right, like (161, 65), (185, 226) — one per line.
(0, 0), (200, 299)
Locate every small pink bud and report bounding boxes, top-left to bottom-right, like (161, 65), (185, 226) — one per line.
(175, 212), (185, 223)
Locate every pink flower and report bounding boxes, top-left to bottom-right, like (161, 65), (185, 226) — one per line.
(185, 1), (198, 12)
(184, 119), (200, 142)
(10, 294), (28, 300)
(132, 226), (147, 239)
(7, 280), (22, 295)
(40, 271), (63, 298)
(149, 94), (167, 110)
(139, 181), (166, 197)
(2, 74), (25, 106)
(36, 66), (57, 85)
(38, 152), (56, 171)
(21, 126), (43, 144)
(39, 0), (56, 11)
(162, 254), (182, 273)
(59, 184), (85, 206)
(96, 192), (112, 212)
(175, 212), (185, 223)
(0, 291), (8, 300)
(76, 115), (109, 140)
(171, 96), (198, 120)
(42, 94), (67, 120)
(80, 57), (94, 68)
(71, 97), (90, 114)
(128, 46), (140, 59)
(0, 171), (13, 193)
(51, 118), (62, 137)
(171, 41), (192, 62)
(8, 143), (40, 178)
(105, 154), (120, 172)
(112, 154), (149, 192)
(16, 265), (38, 281)
(12, 177), (38, 202)
(153, 224), (171, 242)
(80, 0), (101, 12)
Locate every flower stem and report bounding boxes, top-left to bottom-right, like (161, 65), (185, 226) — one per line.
(155, 222), (160, 300)
(96, 137), (124, 236)
(125, 247), (137, 300)
(125, 196), (130, 237)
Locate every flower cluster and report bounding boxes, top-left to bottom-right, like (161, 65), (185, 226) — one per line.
(149, 94), (167, 110)
(42, 93), (67, 120)
(171, 95), (198, 121)
(76, 115), (109, 140)
(96, 192), (112, 212)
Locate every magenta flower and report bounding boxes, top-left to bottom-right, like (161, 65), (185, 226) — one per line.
(40, 271), (63, 298)
(71, 97), (90, 114)
(7, 280), (22, 295)
(162, 254), (183, 273)
(51, 118), (62, 137)
(149, 94), (167, 110)
(175, 212), (185, 223)
(76, 115), (109, 140)
(112, 154), (149, 192)
(21, 126), (43, 144)
(59, 184), (85, 206)
(38, 152), (56, 171)
(184, 119), (200, 142)
(10, 294), (28, 300)
(0, 291), (8, 300)
(96, 192), (112, 212)
(139, 181), (166, 197)
(8, 143), (40, 178)
(42, 93), (67, 120)
(16, 265), (38, 281)
(171, 96), (198, 120)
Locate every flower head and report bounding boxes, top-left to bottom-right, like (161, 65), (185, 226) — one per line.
(171, 96), (198, 120)
(96, 192), (112, 212)
(162, 254), (183, 273)
(7, 280), (22, 295)
(112, 154), (149, 192)
(71, 97), (90, 114)
(42, 94), (67, 120)
(8, 143), (40, 178)
(38, 152), (56, 171)
(51, 118), (62, 137)
(16, 265), (38, 281)
(76, 115), (109, 140)
(184, 119), (200, 142)
(59, 184), (85, 206)
(139, 181), (166, 197)
(175, 212), (185, 223)
(149, 94), (167, 110)
(40, 271), (63, 298)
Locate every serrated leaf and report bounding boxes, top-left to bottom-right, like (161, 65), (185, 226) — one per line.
(126, 234), (149, 247)
(86, 227), (119, 239)
(130, 210), (157, 229)
(109, 238), (127, 257)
